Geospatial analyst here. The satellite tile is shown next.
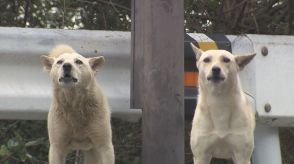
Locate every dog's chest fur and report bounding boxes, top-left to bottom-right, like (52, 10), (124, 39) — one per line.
(205, 94), (243, 134)
(53, 87), (104, 133)
(192, 86), (254, 159)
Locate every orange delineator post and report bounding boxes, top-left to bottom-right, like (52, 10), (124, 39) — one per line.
(185, 72), (198, 87)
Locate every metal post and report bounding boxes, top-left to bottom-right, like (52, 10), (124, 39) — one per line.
(252, 123), (282, 164)
(131, 0), (184, 163)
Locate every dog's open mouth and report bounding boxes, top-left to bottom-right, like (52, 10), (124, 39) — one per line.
(207, 76), (225, 83)
(59, 74), (78, 83)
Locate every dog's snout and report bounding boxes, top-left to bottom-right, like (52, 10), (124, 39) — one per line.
(63, 63), (72, 72)
(212, 66), (221, 75)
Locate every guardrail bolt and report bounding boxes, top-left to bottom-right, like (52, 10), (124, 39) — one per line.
(264, 103), (271, 113)
(261, 46), (268, 56)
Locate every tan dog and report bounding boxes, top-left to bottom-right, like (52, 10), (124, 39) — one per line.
(190, 43), (256, 164)
(41, 45), (114, 164)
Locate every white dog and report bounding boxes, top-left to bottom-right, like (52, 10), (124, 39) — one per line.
(41, 45), (114, 164)
(190, 43), (256, 164)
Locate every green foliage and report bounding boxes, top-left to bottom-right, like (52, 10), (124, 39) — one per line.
(185, 0), (292, 34)
(0, 121), (48, 163)
(0, 0), (131, 30)
(112, 119), (141, 164)
(0, 119), (141, 164)
(0, 0), (292, 35)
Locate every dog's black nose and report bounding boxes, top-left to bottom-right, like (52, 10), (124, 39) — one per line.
(212, 66), (221, 75)
(63, 63), (72, 72)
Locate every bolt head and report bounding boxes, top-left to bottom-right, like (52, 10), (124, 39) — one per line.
(264, 103), (271, 113)
(261, 46), (268, 56)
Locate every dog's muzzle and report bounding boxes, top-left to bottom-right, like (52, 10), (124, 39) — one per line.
(59, 63), (78, 83)
(207, 66), (225, 83)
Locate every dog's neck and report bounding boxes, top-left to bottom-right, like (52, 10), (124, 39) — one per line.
(53, 80), (101, 109)
(52, 80), (105, 127)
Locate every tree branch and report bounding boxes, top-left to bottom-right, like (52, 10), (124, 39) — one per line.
(222, 0), (247, 14)
(213, 0), (225, 32)
(97, 0), (130, 11)
(251, 13), (260, 34)
(77, 0), (130, 11)
(23, 0), (30, 27)
(232, 0), (247, 31)
(288, 0), (293, 34)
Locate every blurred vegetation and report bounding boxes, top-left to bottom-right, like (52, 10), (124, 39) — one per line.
(0, 119), (142, 164)
(0, 0), (131, 30)
(0, 0), (294, 163)
(1, 0), (293, 34)
(185, 0), (294, 34)
(0, 121), (48, 163)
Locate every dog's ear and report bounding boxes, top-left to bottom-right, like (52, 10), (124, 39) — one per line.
(40, 55), (54, 72)
(235, 53), (256, 70)
(190, 42), (203, 61)
(89, 56), (105, 72)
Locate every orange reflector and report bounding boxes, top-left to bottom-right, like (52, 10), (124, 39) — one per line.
(185, 72), (198, 87)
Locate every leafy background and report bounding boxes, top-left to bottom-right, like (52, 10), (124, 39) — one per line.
(0, 0), (294, 163)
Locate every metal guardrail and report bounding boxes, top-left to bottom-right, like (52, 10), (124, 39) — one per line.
(227, 34), (294, 126)
(2, 27), (293, 124)
(1, 27), (294, 164)
(0, 27), (141, 122)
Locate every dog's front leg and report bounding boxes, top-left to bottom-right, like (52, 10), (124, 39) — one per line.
(233, 155), (251, 164)
(233, 147), (252, 164)
(100, 144), (115, 164)
(84, 144), (114, 164)
(84, 148), (102, 164)
(49, 145), (67, 164)
(194, 155), (211, 164)
(229, 136), (253, 164)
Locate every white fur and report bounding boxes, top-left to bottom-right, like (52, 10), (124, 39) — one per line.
(41, 45), (114, 164)
(190, 43), (256, 164)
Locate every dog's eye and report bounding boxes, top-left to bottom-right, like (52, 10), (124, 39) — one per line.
(75, 59), (83, 65)
(203, 57), (210, 63)
(56, 60), (63, 64)
(223, 57), (230, 63)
